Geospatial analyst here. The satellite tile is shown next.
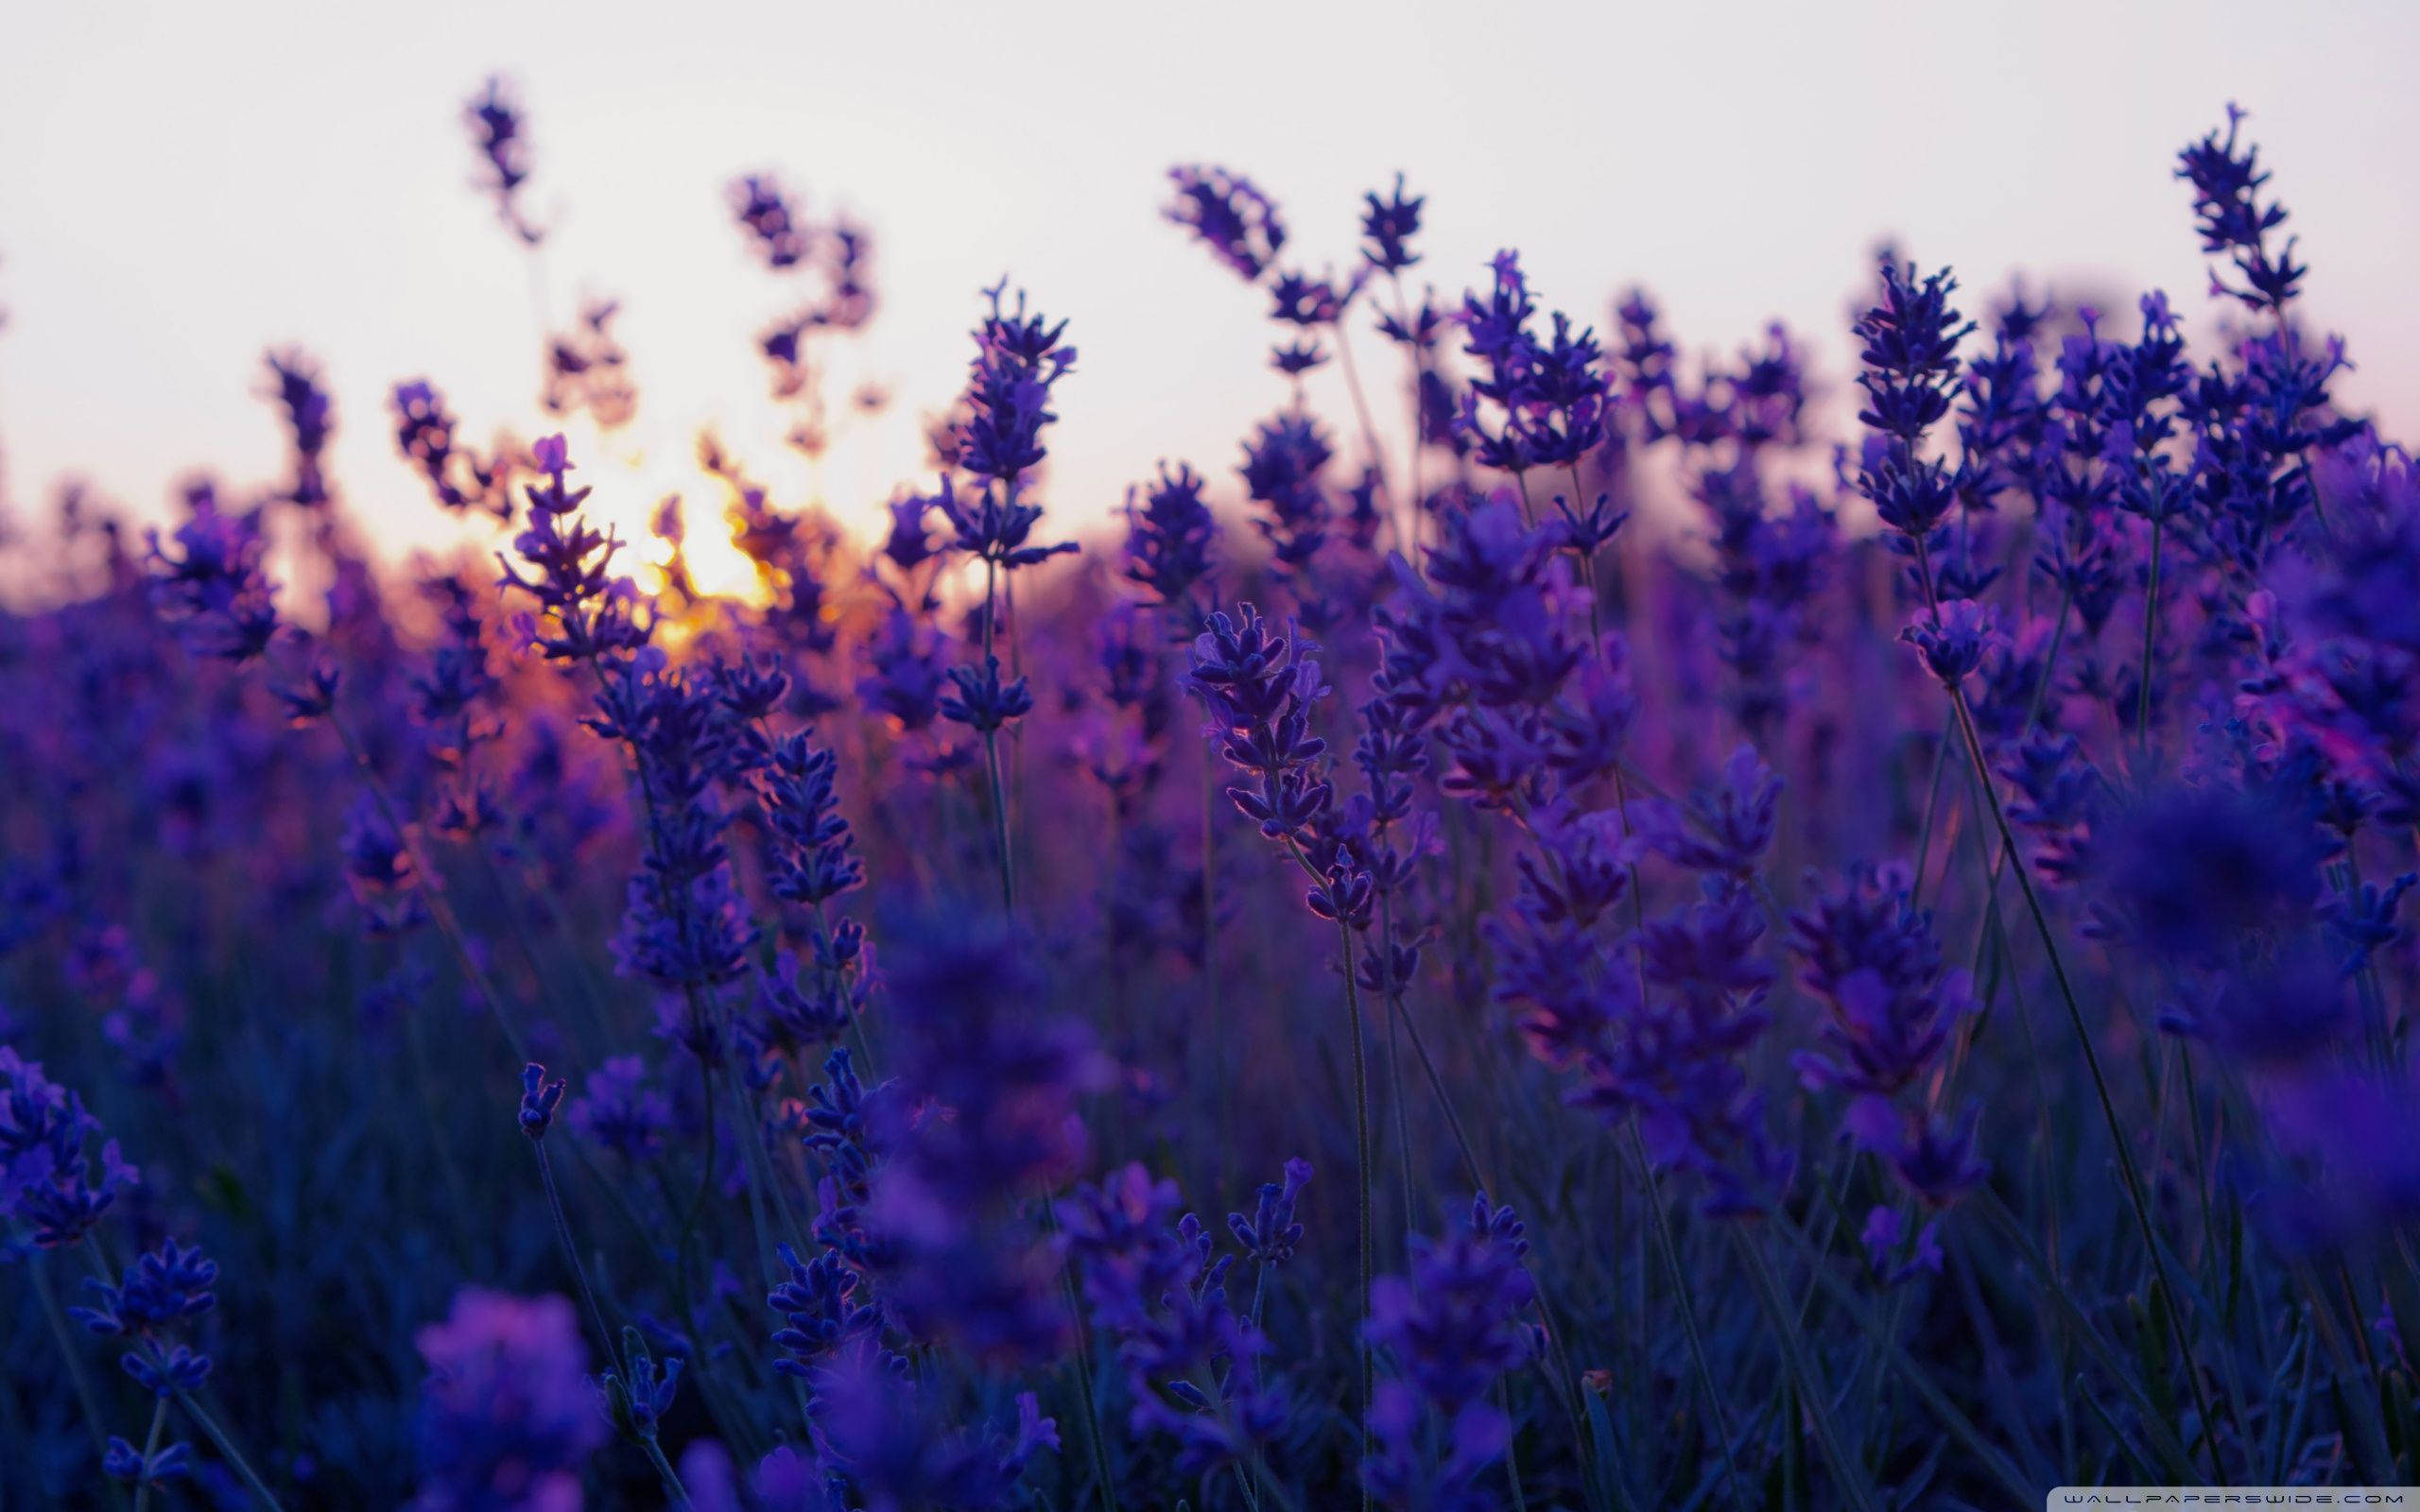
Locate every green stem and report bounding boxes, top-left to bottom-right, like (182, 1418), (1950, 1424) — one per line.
(1945, 685), (2225, 1472)
(1339, 915), (1375, 1512)
(29, 1255), (131, 1512)
(2136, 516), (2164, 754)
(1039, 1194), (1123, 1512)
(1914, 534), (2224, 1470)
(1730, 1230), (1877, 1512)
(1779, 1216), (2044, 1506)
(639, 1435), (697, 1511)
(132, 1397), (169, 1512)
(172, 1392), (287, 1512)
(534, 1143), (621, 1374)
(329, 711), (527, 1062)
(1630, 1125), (1749, 1510)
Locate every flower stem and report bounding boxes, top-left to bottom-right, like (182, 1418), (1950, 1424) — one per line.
(1628, 1125), (1749, 1510)
(1944, 684), (2225, 1471)
(1339, 914), (1375, 1512)
(131, 1397), (168, 1512)
(29, 1255), (131, 1512)
(2136, 516), (2164, 755)
(171, 1391), (287, 1512)
(1731, 1229), (1876, 1512)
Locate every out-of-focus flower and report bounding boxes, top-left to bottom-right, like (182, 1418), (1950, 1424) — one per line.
(412, 1290), (602, 1511)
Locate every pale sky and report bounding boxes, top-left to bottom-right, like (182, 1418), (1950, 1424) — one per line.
(4, 0), (2415, 593)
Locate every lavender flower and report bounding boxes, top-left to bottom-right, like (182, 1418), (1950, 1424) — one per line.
(869, 914), (1105, 1364)
(413, 1290), (603, 1511)
(518, 1062), (566, 1140)
(1121, 461), (1219, 612)
(1851, 259), (1974, 544)
(1228, 1157), (1313, 1269)
(1186, 604), (1333, 848)
(74, 1237), (218, 1397)
(2176, 104), (2305, 314)
(145, 489), (280, 662)
(1164, 165), (1288, 283)
(1359, 173), (1425, 274)
(566, 1056), (673, 1162)
(731, 174), (812, 270)
(263, 349), (335, 508)
(1, 1048), (138, 1248)
(1362, 1194), (1538, 1510)
(464, 77), (544, 245)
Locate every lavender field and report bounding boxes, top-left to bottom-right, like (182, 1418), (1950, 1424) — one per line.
(2, 62), (2417, 1512)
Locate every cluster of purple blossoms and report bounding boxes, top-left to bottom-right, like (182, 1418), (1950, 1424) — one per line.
(1789, 864), (1986, 1214)
(263, 350), (336, 509)
(1121, 461), (1220, 620)
(144, 484), (281, 662)
(1057, 1161), (1291, 1476)
(411, 1290), (603, 1510)
(20, 84), (2420, 1512)
(2, 1046), (139, 1249)
(498, 436), (648, 663)
(73, 1237), (219, 1400)
(1187, 604), (1335, 859)
(1362, 1194), (1539, 1510)
(866, 916), (1105, 1366)
(463, 76), (544, 245)
(1163, 165), (1288, 284)
(391, 380), (514, 519)
(1456, 250), (1614, 482)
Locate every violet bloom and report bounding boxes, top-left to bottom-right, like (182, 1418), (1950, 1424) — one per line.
(1790, 864), (1986, 1209)
(263, 349), (335, 508)
(1451, 249), (1614, 480)
(1186, 603), (1334, 850)
(1362, 1194), (1539, 1511)
(2092, 781), (2328, 969)
(1228, 1157), (1313, 1270)
(1164, 165), (1287, 284)
(1789, 863), (1972, 1100)
(1238, 411), (1333, 579)
(2262, 1066), (2420, 1254)
(412, 1290), (603, 1512)
(517, 1064), (566, 1141)
(497, 436), (648, 663)
(1121, 461), (1219, 614)
(394, 380), (472, 512)
(464, 77), (544, 245)
(1359, 173), (1425, 275)
(542, 299), (638, 431)
(1902, 596), (2006, 687)
(1, 1047), (139, 1248)
(730, 174), (812, 270)
(72, 1237), (218, 1399)
(1638, 744), (1782, 881)
(1850, 259), (1974, 546)
(566, 1055), (673, 1162)
(869, 913), (1106, 1365)
(951, 284), (1078, 521)
(2175, 104), (2305, 315)
(809, 1342), (1057, 1512)
(145, 490), (280, 663)
(590, 655), (758, 997)
(752, 728), (865, 908)
(767, 1237), (882, 1385)
(2250, 438), (2420, 774)
(1058, 1164), (1288, 1474)
(856, 605), (954, 736)
(1403, 495), (1582, 713)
